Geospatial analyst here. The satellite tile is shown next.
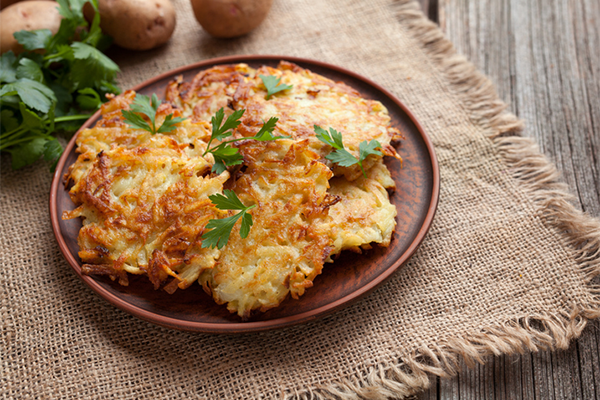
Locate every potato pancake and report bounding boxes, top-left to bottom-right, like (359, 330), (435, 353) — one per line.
(199, 139), (339, 317)
(166, 61), (402, 181)
(64, 92), (227, 291)
(64, 62), (400, 318)
(327, 160), (397, 255)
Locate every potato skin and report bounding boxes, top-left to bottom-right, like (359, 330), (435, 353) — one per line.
(85, 0), (176, 51)
(0, 1), (61, 54)
(191, 0), (273, 39)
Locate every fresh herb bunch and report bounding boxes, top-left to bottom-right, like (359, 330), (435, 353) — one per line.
(0, 0), (121, 171)
(201, 190), (256, 250)
(315, 125), (382, 178)
(259, 74), (293, 99)
(122, 94), (185, 135)
(203, 107), (289, 174)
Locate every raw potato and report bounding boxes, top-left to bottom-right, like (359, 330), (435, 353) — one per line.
(0, 1), (61, 54)
(191, 0), (273, 38)
(85, 0), (176, 51)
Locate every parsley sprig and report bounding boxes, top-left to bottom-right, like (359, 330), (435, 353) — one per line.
(201, 190), (256, 250)
(121, 94), (185, 135)
(315, 125), (382, 178)
(203, 108), (289, 174)
(259, 74), (293, 99)
(0, 0), (121, 171)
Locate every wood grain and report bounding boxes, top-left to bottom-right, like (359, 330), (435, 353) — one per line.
(416, 0), (600, 398)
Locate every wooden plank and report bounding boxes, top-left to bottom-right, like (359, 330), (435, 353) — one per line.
(416, 376), (439, 400)
(440, 373), (460, 400)
(418, 0), (600, 398)
(578, 327), (600, 400)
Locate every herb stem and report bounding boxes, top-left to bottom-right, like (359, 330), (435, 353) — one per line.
(53, 114), (91, 122)
(1, 133), (51, 150)
(0, 126), (25, 140)
(203, 135), (272, 156)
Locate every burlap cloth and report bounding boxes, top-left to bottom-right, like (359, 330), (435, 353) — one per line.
(3, 0), (600, 398)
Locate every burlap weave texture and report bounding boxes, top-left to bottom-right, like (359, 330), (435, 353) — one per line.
(2, 1), (600, 399)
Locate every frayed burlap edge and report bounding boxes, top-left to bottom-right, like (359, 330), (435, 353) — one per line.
(285, 1), (600, 399)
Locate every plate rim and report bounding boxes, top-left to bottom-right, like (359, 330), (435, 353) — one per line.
(49, 54), (440, 334)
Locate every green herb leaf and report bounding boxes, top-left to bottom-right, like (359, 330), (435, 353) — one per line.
(129, 93), (159, 128)
(121, 109), (152, 132)
(204, 108), (244, 173)
(204, 109), (289, 173)
(122, 93), (185, 135)
(0, 79), (57, 113)
(19, 102), (45, 131)
(46, 22), (78, 55)
(315, 126), (382, 178)
(326, 147), (360, 167)
(156, 114), (186, 134)
(83, 3), (103, 47)
(314, 125), (344, 150)
(239, 212), (253, 239)
(358, 139), (382, 162)
(209, 189), (250, 211)
(70, 42), (119, 89)
(57, 0), (88, 21)
(253, 117), (290, 141)
(8, 137), (47, 169)
(210, 108), (245, 142)
(201, 213), (244, 250)
(14, 29), (53, 51)
(48, 82), (73, 115)
(0, 52), (17, 83)
(0, 109), (19, 132)
(201, 190), (256, 249)
(43, 138), (63, 171)
(75, 87), (101, 110)
(16, 58), (44, 83)
(210, 144), (244, 174)
(259, 74), (293, 99)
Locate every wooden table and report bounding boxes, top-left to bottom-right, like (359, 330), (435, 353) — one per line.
(416, 1), (600, 398)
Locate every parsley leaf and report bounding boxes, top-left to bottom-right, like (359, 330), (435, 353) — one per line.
(70, 42), (119, 89)
(156, 114), (186, 134)
(14, 29), (53, 51)
(253, 117), (290, 141)
(16, 58), (44, 83)
(0, 52), (17, 83)
(43, 139), (63, 171)
(0, 78), (57, 113)
(122, 93), (185, 135)
(203, 109), (289, 174)
(358, 139), (383, 162)
(326, 146), (361, 168)
(210, 108), (245, 143)
(121, 109), (152, 131)
(259, 74), (293, 99)
(314, 125), (344, 150)
(8, 137), (47, 170)
(0, 109), (19, 132)
(208, 143), (244, 174)
(209, 189), (249, 210)
(315, 125), (383, 178)
(75, 88), (101, 110)
(201, 190), (256, 249)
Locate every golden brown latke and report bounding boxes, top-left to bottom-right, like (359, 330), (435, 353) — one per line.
(64, 62), (400, 318)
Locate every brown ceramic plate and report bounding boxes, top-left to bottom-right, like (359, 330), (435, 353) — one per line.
(49, 55), (439, 334)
